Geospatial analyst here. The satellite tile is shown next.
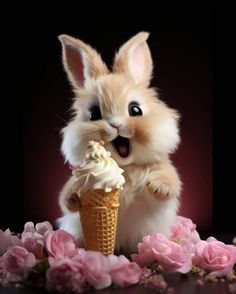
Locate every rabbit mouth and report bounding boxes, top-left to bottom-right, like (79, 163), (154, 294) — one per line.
(112, 136), (130, 158)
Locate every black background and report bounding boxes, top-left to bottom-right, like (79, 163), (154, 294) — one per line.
(1, 3), (234, 234)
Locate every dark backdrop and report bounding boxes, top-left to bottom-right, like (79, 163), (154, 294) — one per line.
(1, 3), (232, 235)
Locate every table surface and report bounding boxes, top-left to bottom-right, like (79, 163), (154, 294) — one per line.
(1, 274), (234, 294)
(1, 233), (235, 294)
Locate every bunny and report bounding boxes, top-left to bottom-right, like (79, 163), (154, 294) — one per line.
(57, 32), (182, 254)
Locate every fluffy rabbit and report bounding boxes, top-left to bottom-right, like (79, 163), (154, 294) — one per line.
(57, 32), (182, 253)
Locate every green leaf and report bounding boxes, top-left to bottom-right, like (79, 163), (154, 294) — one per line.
(32, 258), (49, 274)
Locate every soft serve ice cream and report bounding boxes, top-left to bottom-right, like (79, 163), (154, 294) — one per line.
(73, 141), (125, 193)
(73, 141), (125, 255)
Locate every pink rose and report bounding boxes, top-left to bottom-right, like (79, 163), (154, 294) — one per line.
(22, 221), (53, 237)
(45, 230), (77, 264)
(193, 237), (236, 277)
(2, 246), (36, 281)
(35, 221), (53, 236)
(46, 257), (85, 293)
(82, 251), (112, 290)
(21, 234), (44, 260)
(21, 223), (44, 259)
(171, 216), (201, 256)
(22, 222), (35, 233)
(21, 229), (44, 260)
(0, 229), (22, 256)
(171, 216), (198, 238)
(0, 256), (3, 270)
(109, 255), (143, 287)
(21, 221), (53, 259)
(0, 256), (8, 285)
(132, 234), (192, 274)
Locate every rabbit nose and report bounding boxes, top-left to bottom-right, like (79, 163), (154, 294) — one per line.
(110, 123), (122, 129)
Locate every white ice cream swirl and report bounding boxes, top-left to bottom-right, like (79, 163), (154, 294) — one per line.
(73, 141), (125, 193)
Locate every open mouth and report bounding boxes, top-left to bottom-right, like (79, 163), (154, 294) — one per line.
(112, 136), (130, 158)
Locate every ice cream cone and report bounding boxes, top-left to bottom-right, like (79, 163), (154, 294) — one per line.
(73, 141), (125, 255)
(78, 188), (120, 255)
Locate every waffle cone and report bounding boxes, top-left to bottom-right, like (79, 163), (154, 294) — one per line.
(78, 188), (120, 255)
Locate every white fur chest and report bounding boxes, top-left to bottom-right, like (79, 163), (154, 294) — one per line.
(116, 165), (178, 253)
(120, 165), (150, 208)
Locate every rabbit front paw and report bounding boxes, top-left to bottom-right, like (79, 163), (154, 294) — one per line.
(66, 192), (81, 212)
(146, 172), (179, 199)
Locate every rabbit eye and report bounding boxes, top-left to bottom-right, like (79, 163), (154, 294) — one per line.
(129, 102), (143, 117)
(89, 106), (102, 121)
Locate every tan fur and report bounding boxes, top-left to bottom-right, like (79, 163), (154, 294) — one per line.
(59, 176), (76, 214)
(57, 32), (182, 253)
(113, 32), (153, 86)
(59, 35), (108, 88)
(146, 160), (182, 199)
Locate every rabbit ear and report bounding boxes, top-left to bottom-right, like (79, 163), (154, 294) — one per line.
(113, 32), (153, 86)
(58, 34), (108, 88)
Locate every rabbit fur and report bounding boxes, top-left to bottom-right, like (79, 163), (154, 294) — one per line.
(57, 32), (182, 253)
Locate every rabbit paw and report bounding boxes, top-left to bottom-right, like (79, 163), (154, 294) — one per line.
(146, 172), (179, 199)
(66, 192), (81, 212)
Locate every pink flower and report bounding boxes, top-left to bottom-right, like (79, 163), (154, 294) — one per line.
(21, 221), (53, 259)
(0, 256), (8, 285)
(109, 255), (143, 287)
(21, 223), (42, 259)
(193, 237), (236, 277)
(131, 234), (192, 274)
(2, 246), (36, 281)
(171, 216), (198, 238)
(74, 251), (142, 289)
(21, 235), (44, 260)
(0, 229), (22, 256)
(171, 216), (201, 256)
(35, 221), (53, 236)
(46, 258), (86, 293)
(82, 251), (112, 290)
(45, 230), (77, 264)
(0, 256), (3, 270)
(22, 222), (35, 234)
(22, 221), (53, 237)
